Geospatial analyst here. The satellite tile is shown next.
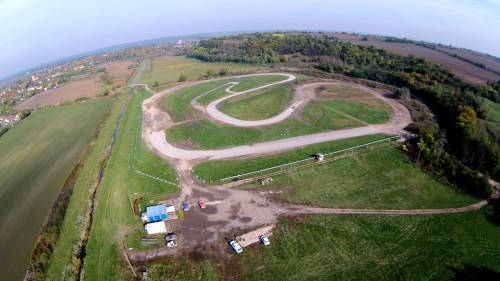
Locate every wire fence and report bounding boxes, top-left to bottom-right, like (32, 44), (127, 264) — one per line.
(202, 135), (400, 183)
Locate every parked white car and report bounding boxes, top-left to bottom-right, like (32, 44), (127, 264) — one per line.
(259, 235), (270, 246)
(229, 240), (243, 254)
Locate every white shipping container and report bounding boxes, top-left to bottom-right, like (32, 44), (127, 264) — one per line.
(145, 221), (167, 235)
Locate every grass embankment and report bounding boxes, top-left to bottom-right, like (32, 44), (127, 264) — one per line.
(240, 211), (500, 281)
(139, 55), (263, 87)
(219, 84), (292, 120)
(82, 90), (178, 280)
(0, 99), (113, 281)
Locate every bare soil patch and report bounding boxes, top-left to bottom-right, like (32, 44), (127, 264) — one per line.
(16, 75), (102, 110)
(103, 60), (134, 87)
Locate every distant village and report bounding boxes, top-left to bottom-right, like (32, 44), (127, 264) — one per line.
(0, 39), (192, 129)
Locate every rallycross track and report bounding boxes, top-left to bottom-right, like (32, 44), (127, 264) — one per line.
(128, 72), (499, 261)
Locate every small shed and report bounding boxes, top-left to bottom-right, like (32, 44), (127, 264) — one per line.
(145, 221), (167, 235)
(165, 205), (176, 216)
(146, 204), (168, 222)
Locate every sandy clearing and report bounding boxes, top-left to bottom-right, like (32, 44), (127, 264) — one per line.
(238, 225), (274, 247)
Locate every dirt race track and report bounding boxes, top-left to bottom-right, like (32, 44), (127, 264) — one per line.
(129, 72), (498, 261)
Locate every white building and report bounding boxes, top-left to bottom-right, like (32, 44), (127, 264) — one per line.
(145, 221), (167, 235)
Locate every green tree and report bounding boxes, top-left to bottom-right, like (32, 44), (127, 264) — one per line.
(206, 69), (217, 77)
(178, 74), (188, 82)
(456, 105), (478, 130)
(218, 67), (229, 76)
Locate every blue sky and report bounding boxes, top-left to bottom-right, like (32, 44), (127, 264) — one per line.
(0, 0), (499, 79)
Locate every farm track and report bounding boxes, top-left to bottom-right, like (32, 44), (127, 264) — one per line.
(128, 72), (498, 261)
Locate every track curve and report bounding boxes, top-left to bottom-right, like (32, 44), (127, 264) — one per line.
(205, 73), (299, 127)
(142, 73), (411, 162)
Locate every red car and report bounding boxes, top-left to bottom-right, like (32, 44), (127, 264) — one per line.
(198, 200), (206, 209)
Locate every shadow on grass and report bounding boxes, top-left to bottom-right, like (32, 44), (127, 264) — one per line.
(484, 198), (500, 227)
(450, 264), (500, 281)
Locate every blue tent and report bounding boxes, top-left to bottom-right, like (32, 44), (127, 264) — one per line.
(146, 204), (168, 222)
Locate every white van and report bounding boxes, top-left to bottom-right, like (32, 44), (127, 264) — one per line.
(229, 240), (243, 254)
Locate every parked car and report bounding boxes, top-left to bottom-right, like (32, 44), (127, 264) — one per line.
(259, 235), (270, 246)
(165, 233), (177, 248)
(229, 240), (243, 254)
(182, 201), (190, 211)
(198, 200), (206, 209)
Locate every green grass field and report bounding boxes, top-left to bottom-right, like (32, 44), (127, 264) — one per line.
(164, 77), (394, 149)
(241, 145), (474, 209)
(482, 97), (500, 123)
(219, 84), (292, 120)
(162, 74), (292, 122)
(302, 99), (391, 130)
(166, 118), (321, 150)
(82, 90), (179, 280)
(163, 80), (229, 122)
(0, 98), (113, 281)
(148, 259), (220, 281)
(239, 211), (500, 281)
(139, 55), (264, 87)
(194, 134), (390, 182)
(229, 74), (289, 92)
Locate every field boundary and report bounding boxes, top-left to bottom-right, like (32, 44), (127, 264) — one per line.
(193, 135), (399, 183)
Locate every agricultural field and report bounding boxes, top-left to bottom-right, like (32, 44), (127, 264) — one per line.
(83, 90), (178, 280)
(139, 55), (265, 87)
(103, 60), (134, 87)
(334, 33), (500, 84)
(219, 84), (293, 120)
(15, 75), (103, 110)
(0, 98), (113, 281)
(44, 93), (130, 280)
(15, 60), (134, 111)
(239, 211), (500, 281)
